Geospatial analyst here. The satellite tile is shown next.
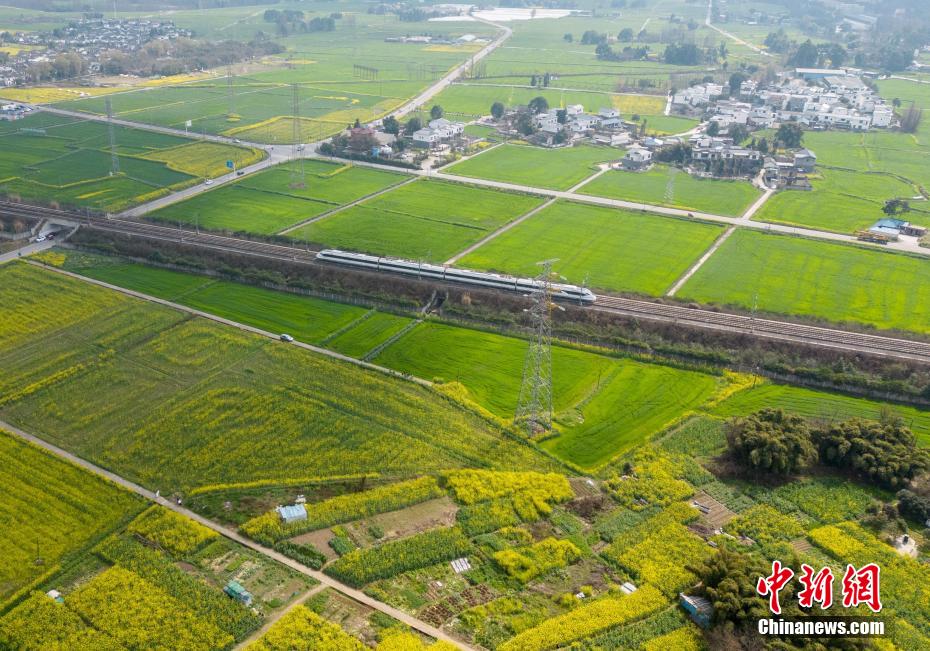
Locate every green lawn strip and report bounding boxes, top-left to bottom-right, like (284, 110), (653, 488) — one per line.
(753, 168), (917, 233)
(178, 281), (368, 344)
(458, 200), (725, 295)
(147, 184), (332, 234)
(240, 162), (407, 205)
(373, 321), (615, 417)
(579, 164), (761, 217)
(541, 361), (721, 470)
(445, 144), (614, 190)
(289, 179), (545, 262)
(705, 382), (930, 447)
(325, 312), (415, 359)
(61, 257), (216, 301)
(678, 228), (930, 334)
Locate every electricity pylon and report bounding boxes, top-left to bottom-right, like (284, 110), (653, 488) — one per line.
(290, 83), (305, 188)
(105, 97), (119, 175)
(515, 259), (559, 437)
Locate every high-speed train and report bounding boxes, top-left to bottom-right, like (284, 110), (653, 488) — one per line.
(316, 249), (597, 304)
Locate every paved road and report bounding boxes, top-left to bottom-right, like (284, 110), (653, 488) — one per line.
(0, 418), (470, 649)
(705, 0), (771, 57)
(387, 19), (512, 122)
(0, 239), (54, 265)
(334, 154), (930, 259)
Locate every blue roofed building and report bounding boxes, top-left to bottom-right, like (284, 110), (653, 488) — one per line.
(275, 503), (307, 524)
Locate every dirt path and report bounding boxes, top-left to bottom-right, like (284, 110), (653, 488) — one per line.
(444, 197), (556, 265)
(233, 584), (328, 650)
(665, 226), (735, 296)
(276, 176), (419, 235)
(25, 261), (434, 388)
(0, 417), (473, 649)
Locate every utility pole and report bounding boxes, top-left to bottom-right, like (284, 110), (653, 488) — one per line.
(290, 83), (305, 188)
(226, 64), (235, 118)
(105, 97), (119, 175)
(515, 259), (559, 437)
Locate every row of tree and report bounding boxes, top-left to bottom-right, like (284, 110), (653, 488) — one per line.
(726, 408), (930, 489)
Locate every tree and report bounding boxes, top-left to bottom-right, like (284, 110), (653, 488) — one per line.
(706, 121), (720, 137)
(897, 489), (930, 524)
(757, 137), (769, 154)
(381, 116), (399, 135)
(527, 96), (549, 114)
(813, 418), (930, 489)
(404, 117), (422, 135)
(726, 408), (817, 475)
(514, 111), (536, 136)
(693, 550), (770, 626)
(789, 40), (819, 68)
(490, 102), (505, 120)
(775, 122), (803, 149)
(883, 198), (910, 216)
(563, 33), (573, 43)
(618, 28), (634, 42)
(664, 43), (703, 65)
(729, 123), (750, 144)
(430, 105), (443, 120)
(824, 43), (847, 68)
(901, 106), (923, 134)
(728, 72), (747, 95)
(892, 98), (902, 108)
(764, 30), (790, 54)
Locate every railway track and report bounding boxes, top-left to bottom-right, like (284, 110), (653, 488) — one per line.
(5, 200), (930, 364)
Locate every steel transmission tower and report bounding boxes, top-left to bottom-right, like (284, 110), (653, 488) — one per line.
(290, 83), (305, 188)
(515, 259), (559, 437)
(105, 97), (119, 175)
(226, 65), (235, 117)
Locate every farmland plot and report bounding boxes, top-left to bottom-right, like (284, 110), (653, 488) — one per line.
(0, 264), (552, 493)
(580, 164), (762, 217)
(0, 429), (142, 605)
(147, 160), (405, 234)
(445, 144), (612, 190)
(0, 113), (259, 211)
(678, 229), (930, 334)
(458, 200), (724, 295)
(290, 179), (545, 261)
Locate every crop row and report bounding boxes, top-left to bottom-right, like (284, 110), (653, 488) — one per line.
(241, 476), (443, 544)
(325, 526), (472, 587)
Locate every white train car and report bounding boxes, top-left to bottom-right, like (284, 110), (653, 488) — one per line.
(316, 249), (596, 304)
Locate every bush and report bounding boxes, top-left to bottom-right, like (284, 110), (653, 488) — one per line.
(725, 408), (817, 475)
(493, 538), (581, 583)
(273, 540), (326, 570)
(813, 419), (929, 489)
(127, 506), (218, 556)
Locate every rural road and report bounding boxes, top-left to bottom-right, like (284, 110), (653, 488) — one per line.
(328, 155), (930, 259)
(387, 19), (512, 122)
(32, 18), (512, 218)
(0, 417), (470, 649)
(26, 260), (433, 388)
(0, 239), (54, 264)
(705, 0), (771, 57)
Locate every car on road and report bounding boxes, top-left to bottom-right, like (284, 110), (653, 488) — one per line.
(236, 170), (245, 176)
(35, 234), (46, 242)
(46, 232), (55, 240)
(204, 179), (213, 185)
(279, 334), (294, 342)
